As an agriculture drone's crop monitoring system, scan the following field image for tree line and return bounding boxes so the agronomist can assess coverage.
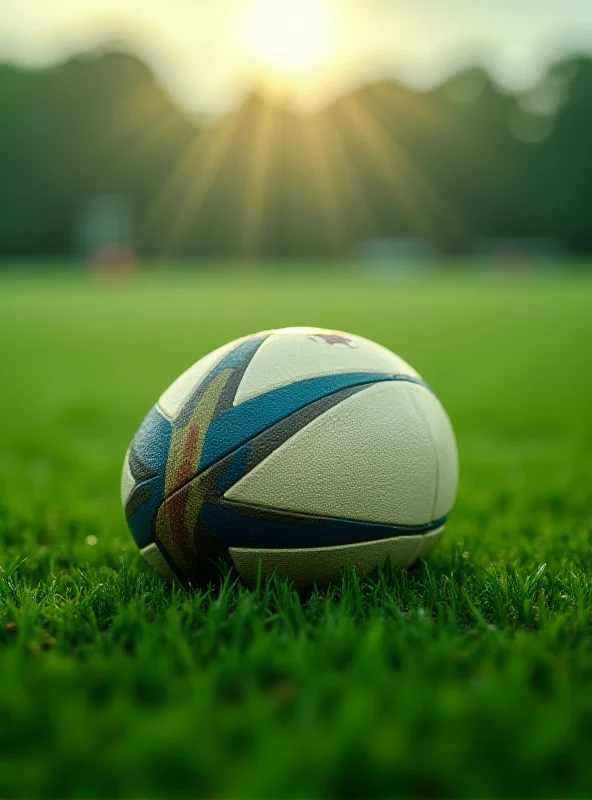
[1,50,591,258]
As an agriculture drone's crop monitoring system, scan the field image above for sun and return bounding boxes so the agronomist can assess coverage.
[243,0,335,78]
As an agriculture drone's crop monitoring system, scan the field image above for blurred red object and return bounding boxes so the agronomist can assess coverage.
[90,244,140,286]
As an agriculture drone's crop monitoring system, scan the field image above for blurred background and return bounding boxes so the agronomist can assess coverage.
[2,6,592,797]
[1,0,592,270]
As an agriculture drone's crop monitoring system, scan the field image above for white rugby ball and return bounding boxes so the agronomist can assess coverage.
[122,327,459,588]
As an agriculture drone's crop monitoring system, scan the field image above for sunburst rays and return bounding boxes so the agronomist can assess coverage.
[141,104,246,256]
[239,99,279,257]
[137,79,462,258]
[334,89,463,244]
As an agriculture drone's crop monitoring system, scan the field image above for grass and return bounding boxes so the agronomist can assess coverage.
[0,265,591,798]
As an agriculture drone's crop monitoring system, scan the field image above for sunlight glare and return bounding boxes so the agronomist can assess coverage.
[244,0,334,77]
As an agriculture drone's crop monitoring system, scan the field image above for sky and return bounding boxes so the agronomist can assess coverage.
[1,0,592,114]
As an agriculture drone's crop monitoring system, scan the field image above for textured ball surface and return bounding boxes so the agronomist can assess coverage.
[121,328,459,587]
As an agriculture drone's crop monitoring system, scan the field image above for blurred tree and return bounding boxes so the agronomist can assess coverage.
[0,50,590,258]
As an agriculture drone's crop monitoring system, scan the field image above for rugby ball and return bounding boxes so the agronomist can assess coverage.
[121,327,458,588]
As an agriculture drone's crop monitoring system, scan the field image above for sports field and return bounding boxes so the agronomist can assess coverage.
[1,267,591,798]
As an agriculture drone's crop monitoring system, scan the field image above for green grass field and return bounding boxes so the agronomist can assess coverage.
[1,267,591,798]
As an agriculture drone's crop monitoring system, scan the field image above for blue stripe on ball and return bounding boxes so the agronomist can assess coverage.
[199,372,424,474]
[200,500,447,550]
[126,406,172,548]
